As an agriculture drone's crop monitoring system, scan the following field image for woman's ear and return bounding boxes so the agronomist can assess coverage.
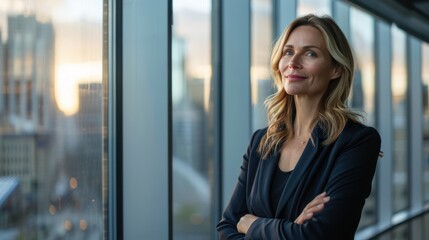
[330,65,342,81]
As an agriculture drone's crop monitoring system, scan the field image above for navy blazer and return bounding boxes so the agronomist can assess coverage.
[217,120,381,239]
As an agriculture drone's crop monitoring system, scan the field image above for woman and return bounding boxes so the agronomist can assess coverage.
[217,14,381,239]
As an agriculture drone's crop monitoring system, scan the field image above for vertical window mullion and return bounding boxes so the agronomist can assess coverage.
[122,1,170,239]
[408,36,423,212]
[375,19,393,226]
[212,1,223,238]
[108,0,122,239]
[221,0,251,210]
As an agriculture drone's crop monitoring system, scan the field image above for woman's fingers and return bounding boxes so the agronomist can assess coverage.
[302,192,326,211]
[301,192,329,214]
[294,203,324,224]
[294,192,330,224]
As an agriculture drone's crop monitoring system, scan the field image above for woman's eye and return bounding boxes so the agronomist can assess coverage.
[306,51,317,57]
[284,49,293,56]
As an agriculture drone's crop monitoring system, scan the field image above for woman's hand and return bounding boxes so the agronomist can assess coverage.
[235,192,330,234]
[237,214,259,234]
[294,192,330,224]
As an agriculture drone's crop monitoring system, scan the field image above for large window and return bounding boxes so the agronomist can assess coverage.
[350,7,377,228]
[251,0,273,131]
[0,1,106,239]
[422,42,429,202]
[391,25,409,212]
[172,1,213,239]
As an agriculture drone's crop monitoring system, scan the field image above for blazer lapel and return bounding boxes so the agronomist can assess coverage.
[249,151,278,217]
[274,126,323,217]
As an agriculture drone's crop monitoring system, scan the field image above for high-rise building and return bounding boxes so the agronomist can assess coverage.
[0,15,55,217]
[70,82,103,213]
[172,35,207,174]
[6,15,55,128]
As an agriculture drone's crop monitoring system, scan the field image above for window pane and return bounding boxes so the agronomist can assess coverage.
[172,1,212,239]
[422,42,429,202]
[391,25,409,212]
[251,0,273,131]
[425,211,429,238]
[391,223,411,240]
[375,223,410,240]
[350,7,377,228]
[0,1,106,239]
[297,0,331,16]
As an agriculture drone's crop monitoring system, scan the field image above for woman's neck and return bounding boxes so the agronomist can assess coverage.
[293,116,313,138]
[293,98,319,138]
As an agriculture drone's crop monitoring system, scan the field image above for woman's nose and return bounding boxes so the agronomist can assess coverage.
[287,55,301,69]
[288,62,298,69]
[288,60,300,69]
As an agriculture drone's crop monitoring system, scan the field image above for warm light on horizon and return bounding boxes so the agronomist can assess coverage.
[55,61,102,116]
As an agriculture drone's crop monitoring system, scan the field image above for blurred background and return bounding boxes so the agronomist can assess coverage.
[0,0,428,239]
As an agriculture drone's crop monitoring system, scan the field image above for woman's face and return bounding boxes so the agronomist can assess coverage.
[278,25,340,100]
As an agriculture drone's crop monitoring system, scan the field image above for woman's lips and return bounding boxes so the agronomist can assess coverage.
[286,74,307,81]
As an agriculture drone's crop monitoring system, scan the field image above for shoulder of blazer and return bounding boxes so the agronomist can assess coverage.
[336,120,381,149]
[249,127,268,150]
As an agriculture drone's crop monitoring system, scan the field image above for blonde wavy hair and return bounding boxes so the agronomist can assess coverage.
[258,14,362,159]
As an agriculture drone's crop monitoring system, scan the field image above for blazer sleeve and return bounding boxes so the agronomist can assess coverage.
[217,129,263,240]
[245,126,381,239]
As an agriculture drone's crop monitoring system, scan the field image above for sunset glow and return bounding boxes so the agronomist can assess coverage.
[55,61,102,115]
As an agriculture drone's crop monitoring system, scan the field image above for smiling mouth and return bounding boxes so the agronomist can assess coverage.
[286,74,307,81]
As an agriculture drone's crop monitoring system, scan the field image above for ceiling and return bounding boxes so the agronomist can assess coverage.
[345,0,429,43]
[395,0,429,18]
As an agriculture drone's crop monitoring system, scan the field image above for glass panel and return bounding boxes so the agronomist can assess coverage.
[350,7,377,229]
[297,0,331,16]
[172,1,212,239]
[251,0,273,131]
[375,222,410,240]
[410,214,424,240]
[423,42,429,202]
[391,25,409,212]
[391,223,410,240]
[424,211,429,239]
[349,9,376,126]
[0,1,106,239]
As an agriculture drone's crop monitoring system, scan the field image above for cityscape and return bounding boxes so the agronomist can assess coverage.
[0,14,104,239]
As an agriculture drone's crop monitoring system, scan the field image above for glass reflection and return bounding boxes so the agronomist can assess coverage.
[172,1,212,239]
[251,0,273,131]
[349,7,377,229]
[391,25,409,212]
[0,1,105,239]
[422,42,429,202]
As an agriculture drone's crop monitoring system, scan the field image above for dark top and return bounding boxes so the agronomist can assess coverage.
[217,120,381,240]
[270,167,292,214]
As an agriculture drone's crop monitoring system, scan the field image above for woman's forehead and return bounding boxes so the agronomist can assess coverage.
[285,26,326,49]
